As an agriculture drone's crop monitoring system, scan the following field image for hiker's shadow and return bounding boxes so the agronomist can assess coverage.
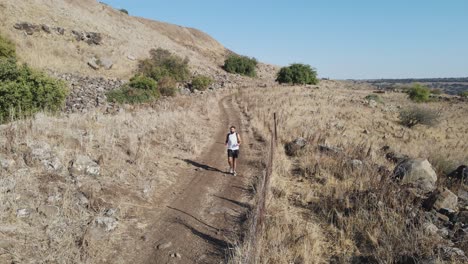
[182,159,225,173]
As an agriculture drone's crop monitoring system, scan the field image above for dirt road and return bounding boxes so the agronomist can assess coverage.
[131,95,258,264]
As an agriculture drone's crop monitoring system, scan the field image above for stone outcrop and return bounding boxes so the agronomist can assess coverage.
[393,159,437,192]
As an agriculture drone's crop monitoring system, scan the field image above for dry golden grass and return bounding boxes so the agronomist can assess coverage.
[0,92,225,263]
[0,0,228,79]
[231,82,468,263]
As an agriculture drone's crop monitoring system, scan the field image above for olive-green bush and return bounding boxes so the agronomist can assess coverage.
[191,75,213,91]
[276,63,318,85]
[365,94,383,104]
[399,107,439,128]
[0,58,68,122]
[138,48,190,82]
[223,54,257,77]
[106,75,159,104]
[408,84,430,102]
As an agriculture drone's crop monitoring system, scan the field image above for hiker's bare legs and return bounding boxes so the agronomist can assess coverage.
[233,158,237,172]
[228,157,233,172]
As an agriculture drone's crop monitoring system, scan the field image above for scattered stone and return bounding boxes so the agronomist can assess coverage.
[41,24,51,33]
[13,22,39,35]
[363,129,370,134]
[76,192,89,206]
[56,27,65,35]
[157,242,172,250]
[94,216,118,232]
[104,208,118,217]
[393,159,437,192]
[423,222,438,235]
[99,57,113,70]
[127,55,136,61]
[170,253,181,258]
[367,99,378,108]
[285,137,307,156]
[70,155,100,177]
[433,189,458,211]
[16,208,33,218]
[87,58,100,70]
[436,212,450,222]
[350,159,363,168]
[440,246,467,261]
[38,205,60,217]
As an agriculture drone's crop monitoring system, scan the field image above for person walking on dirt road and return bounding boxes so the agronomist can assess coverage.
[226,126,241,176]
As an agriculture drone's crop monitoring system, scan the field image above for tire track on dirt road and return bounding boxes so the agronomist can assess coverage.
[133,94,260,264]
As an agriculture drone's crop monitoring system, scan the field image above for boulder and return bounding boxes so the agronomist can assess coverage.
[433,189,458,211]
[41,24,51,33]
[285,137,307,156]
[69,155,100,177]
[127,55,136,61]
[393,159,437,192]
[319,144,343,155]
[16,208,34,218]
[455,211,468,225]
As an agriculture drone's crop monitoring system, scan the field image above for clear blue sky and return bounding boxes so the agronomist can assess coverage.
[104,0,468,79]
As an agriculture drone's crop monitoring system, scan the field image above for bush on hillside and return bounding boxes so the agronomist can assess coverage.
[223,54,257,77]
[430,88,443,95]
[119,9,129,15]
[138,48,190,82]
[0,34,16,59]
[276,63,318,85]
[158,76,177,97]
[0,59,68,122]
[191,75,213,91]
[459,91,468,98]
[408,84,430,102]
[399,107,439,128]
[106,75,159,104]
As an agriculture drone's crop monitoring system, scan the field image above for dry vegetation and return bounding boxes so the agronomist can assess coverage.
[0,92,225,263]
[231,82,468,263]
[0,0,227,79]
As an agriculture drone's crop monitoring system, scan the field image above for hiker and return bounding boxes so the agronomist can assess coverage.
[226,126,241,176]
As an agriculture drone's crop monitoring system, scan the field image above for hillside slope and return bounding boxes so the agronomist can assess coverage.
[0,0,228,78]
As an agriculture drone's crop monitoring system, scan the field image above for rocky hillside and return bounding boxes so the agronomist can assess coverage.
[0,0,229,79]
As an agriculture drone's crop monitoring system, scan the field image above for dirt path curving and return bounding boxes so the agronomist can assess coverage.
[131,94,258,264]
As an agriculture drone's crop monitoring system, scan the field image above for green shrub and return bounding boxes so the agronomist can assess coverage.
[138,48,190,82]
[119,9,129,15]
[107,75,159,104]
[128,75,157,90]
[459,91,468,98]
[223,54,257,77]
[364,94,383,103]
[191,75,213,91]
[276,63,318,85]
[408,84,430,102]
[158,76,177,97]
[0,59,68,122]
[0,34,16,59]
[399,107,439,128]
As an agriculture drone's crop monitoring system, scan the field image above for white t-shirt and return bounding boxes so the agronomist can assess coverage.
[227,132,240,150]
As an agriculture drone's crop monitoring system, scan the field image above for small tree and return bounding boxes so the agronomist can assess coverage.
[408,84,430,102]
[223,54,257,77]
[276,63,318,85]
[191,75,213,91]
[399,107,439,128]
[138,48,190,82]
[119,9,129,15]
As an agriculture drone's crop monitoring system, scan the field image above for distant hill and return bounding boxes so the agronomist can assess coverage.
[361,77,468,95]
[0,0,229,79]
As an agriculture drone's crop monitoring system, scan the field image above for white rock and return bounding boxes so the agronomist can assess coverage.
[394,159,438,192]
[94,216,118,232]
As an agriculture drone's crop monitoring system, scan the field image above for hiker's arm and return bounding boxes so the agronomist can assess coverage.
[225,134,229,145]
[237,134,241,145]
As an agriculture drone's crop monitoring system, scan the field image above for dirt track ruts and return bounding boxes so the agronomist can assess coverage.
[131,94,255,264]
